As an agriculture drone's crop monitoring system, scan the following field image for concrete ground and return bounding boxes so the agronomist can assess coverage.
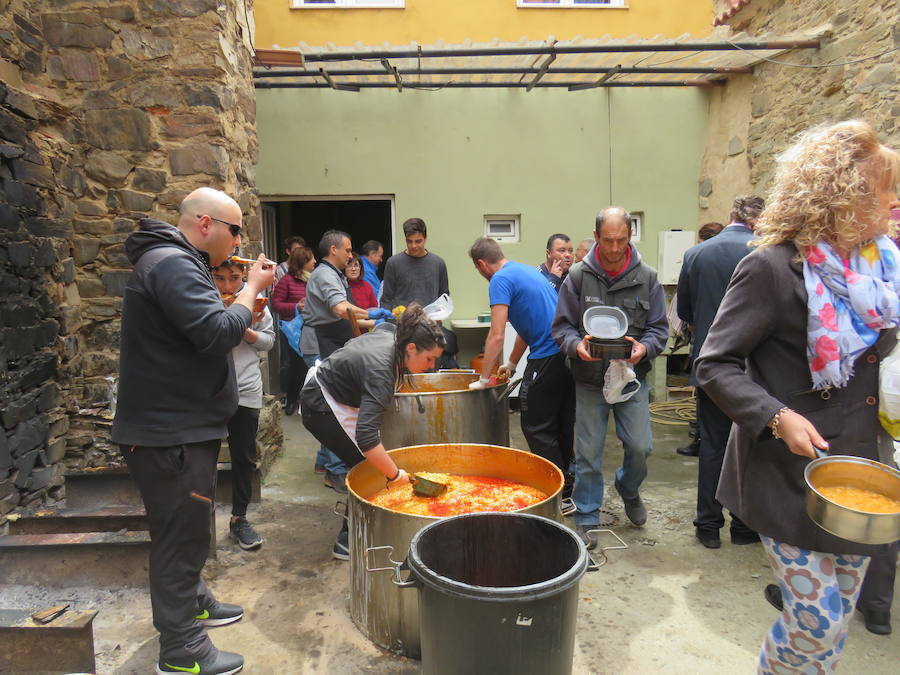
[12,411,898,673]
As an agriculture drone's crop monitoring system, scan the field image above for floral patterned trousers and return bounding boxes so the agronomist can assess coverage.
[759,536,871,675]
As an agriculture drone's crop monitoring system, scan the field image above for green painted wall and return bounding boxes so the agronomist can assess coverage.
[256,87,708,320]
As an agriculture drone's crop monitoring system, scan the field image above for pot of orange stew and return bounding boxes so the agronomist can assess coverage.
[346,443,563,659]
[804,454,900,545]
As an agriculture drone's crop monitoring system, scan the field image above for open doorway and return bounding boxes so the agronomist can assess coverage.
[260,196,394,397]
[262,196,394,266]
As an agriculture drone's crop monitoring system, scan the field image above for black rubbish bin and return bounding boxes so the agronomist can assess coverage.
[401,512,590,675]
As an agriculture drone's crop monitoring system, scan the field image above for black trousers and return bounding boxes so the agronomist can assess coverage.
[121,441,220,662]
[300,392,366,536]
[519,353,575,478]
[315,319,354,359]
[226,406,259,518]
[693,387,754,536]
[858,542,898,612]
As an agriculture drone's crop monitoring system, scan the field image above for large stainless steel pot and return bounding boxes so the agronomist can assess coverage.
[805,454,900,545]
[347,443,564,658]
[380,372,518,450]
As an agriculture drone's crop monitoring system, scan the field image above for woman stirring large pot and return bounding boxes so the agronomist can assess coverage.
[696,120,900,671]
[300,304,446,560]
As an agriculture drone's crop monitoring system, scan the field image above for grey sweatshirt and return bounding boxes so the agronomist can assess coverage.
[232,284,275,408]
[380,251,449,310]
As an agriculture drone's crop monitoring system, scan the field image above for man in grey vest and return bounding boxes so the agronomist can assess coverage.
[552,207,668,548]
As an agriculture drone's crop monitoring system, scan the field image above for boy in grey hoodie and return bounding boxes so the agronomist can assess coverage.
[213,259,275,551]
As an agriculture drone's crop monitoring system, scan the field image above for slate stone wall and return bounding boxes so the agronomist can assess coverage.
[1,0,281,523]
[698,1,899,222]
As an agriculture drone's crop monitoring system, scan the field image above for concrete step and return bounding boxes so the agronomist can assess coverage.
[8,504,148,535]
[0,531,151,587]
[0,607,98,674]
[64,463,260,510]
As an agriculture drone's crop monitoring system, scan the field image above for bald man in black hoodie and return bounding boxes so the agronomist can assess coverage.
[112,187,274,675]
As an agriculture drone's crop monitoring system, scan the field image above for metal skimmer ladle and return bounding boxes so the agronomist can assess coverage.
[410,473,448,498]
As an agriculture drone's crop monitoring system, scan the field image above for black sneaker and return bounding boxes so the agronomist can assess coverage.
[196,602,243,627]
[614,479,647,527]
[229,517,263,551]
[324,471,348,494]
[332,528,349,561]
[156,650,244,675]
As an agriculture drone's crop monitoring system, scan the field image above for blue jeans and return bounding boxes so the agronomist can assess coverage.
[303,354,347,476]
[573,380,652,527]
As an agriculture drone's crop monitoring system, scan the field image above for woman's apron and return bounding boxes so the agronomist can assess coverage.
[304,362,361,451]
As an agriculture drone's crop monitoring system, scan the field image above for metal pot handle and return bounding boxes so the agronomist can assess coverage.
[332,501,348,521]
[494,377,523,401]
[584,529,628,571]
[365,545,418,588]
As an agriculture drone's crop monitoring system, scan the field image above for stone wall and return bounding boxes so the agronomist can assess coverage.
[1,0,281,523]
[698,0,899,219]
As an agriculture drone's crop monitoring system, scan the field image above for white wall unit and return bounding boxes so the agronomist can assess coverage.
[657,230,696,285]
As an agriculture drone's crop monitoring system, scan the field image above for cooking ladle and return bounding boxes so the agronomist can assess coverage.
[410,473,448,498]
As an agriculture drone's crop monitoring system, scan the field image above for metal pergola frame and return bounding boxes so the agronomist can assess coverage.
[253,39,820,91]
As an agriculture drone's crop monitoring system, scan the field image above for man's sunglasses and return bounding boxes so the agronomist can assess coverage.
[198,214,242,237]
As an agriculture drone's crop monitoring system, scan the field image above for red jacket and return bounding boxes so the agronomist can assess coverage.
[348,278,377,309]
[272,274,307,321]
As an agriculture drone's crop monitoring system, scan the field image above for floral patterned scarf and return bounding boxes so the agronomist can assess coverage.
[803,235,900,389]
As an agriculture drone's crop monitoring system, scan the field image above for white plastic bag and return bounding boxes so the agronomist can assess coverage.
[879,333,900,439]
[423,293,454,321]
[603,359,640,404]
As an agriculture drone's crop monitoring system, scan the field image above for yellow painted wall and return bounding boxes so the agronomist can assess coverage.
[255,0,714,49]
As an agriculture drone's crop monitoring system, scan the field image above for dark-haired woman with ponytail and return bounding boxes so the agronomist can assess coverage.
[300,304,446,559]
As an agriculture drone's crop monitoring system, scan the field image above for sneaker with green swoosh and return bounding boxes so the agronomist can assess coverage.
[156,649,243,675]
[195,601,243,627]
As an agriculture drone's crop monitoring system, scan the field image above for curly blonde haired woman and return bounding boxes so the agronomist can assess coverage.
[696,120,900,673]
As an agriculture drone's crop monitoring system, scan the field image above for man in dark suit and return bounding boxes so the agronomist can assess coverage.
[677,195,764,548]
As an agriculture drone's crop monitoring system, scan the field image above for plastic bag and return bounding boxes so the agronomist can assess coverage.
[280,312,304,357]
[423,293,454,321]
[666,291,691,353]
[879,332,900,438]
[603,359,640,404]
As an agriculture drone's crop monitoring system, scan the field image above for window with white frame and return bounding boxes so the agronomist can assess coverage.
[485,215,520,243]
[629,211,642,242]
[292,0,405,8]
[517,1,627,8]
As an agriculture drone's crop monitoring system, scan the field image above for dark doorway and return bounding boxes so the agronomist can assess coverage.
[260,197,393,397]
[265,198,394,264]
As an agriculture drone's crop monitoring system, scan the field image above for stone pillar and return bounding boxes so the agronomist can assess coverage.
[1,0,280,524]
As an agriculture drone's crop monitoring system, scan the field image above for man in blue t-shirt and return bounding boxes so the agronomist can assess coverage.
[468,237,575,500]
